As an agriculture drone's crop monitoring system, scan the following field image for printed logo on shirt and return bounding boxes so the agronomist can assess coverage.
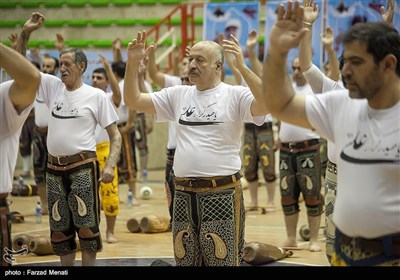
[51,101,80,119]
[178,102,223,126]
[340,130,400,164]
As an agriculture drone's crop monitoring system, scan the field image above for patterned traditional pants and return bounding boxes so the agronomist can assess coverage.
[324,160,337,261]
[279,146,323,216]
[243,122,276,183]
[172,181,245,266]
[46,159,102,256]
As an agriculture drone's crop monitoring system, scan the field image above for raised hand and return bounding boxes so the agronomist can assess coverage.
[23,12,45,33]
[269,0,306,54]
[321,27,334,49]
[381,0,394,25]
[112,38,122,51]
[222,34,245,68]
[55,33,64,52]
[98,53,109,67]
[8,33,18,50]
[303,0,319,25]
[126,30,154,64]
[246,30,258,51]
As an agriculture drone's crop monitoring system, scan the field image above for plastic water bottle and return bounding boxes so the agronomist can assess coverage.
[18,176,25,188]
[142,169,148,183]
[127,189,133,209]
[35,201,42,224]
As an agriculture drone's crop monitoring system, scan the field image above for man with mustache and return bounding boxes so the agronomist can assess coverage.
[124,31,268,266]
[263,0,400,266]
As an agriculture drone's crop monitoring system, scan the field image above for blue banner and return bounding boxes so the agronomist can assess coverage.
[326,0,400,58]
[264,0,324,72]
[203,2,260,76]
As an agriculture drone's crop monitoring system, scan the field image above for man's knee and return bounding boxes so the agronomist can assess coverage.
[305,195,324,216]
[281,197,299,215]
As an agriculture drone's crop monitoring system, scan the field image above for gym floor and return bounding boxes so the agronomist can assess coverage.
[7,169,330,268]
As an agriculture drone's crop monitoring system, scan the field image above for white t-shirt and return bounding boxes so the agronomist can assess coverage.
[34,97,50,128]
[37,73,119,156]
[306,91,400,238]
[303,64,346,163]
[115,79,129,124]
[95,91,114,144]
[279,83,320,142]
[0,81,34,193]
[150,82,267,177]
[164,74,181,150]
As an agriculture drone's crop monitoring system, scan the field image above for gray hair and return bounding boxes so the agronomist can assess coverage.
[60,47,88,74]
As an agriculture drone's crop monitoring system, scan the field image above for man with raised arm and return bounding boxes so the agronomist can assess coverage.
[124,30,268,266]
[263,0,400,266]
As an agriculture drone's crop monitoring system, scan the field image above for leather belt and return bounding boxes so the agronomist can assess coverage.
[174,171,242,188]
[339,232,400,256]
[166,148,176,157]
[48,151,97,166]
[281,139,320,150]
[245,121,272,130]
[35,126,48,135]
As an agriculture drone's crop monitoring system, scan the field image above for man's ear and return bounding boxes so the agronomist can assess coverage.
[79,62,86,73]
[382,53,397,73]
[215,61,223,71]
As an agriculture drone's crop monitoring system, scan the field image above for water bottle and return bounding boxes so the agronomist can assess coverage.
[35,201,42,224]
[142,169,148,183]
[127,189,133,209]
[18,176,25,188]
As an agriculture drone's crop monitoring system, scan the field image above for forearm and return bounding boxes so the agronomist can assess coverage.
[326,47,340,81]
[16,29,30,57]
[299,24,313,72]
[105,131,122,170]
[123,60,141,110]
[248,49,262,78]
[263,49,295,115]
[148,51,165,87]
[104,65,121,107]
[113,47,123,63]
[138,74,148,93]
[237,63,267,115]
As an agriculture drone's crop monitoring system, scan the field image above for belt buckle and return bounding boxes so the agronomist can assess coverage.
[288,142,296,149]
[56,156,67,166]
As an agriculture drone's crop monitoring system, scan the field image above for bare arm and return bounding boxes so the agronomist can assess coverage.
[299,0,318,73]
[0,43,41,113]
[100,123,122,183]
[381,0,394,25]
[99,53,121,107]
[124,30,156,114]
[147,44,166,88]
[321,27,340,81]
[222,34,268,116]
[172,46,180,76]
[8,33,18,50]
[246,30,263,78]
[16,12,44,57]
[262,1,312,129]
[112,38,124,63]
[55,33,65,52]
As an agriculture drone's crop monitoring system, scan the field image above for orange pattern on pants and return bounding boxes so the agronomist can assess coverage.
[96,141,119,216]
